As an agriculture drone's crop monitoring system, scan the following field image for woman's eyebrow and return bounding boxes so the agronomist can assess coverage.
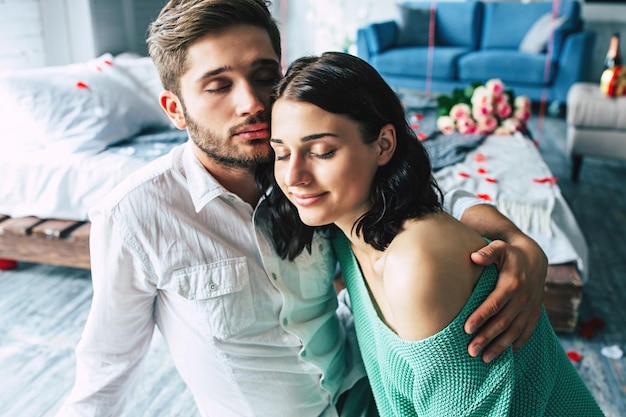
[270,133,337,144]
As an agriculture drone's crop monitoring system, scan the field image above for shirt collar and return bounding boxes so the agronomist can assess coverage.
[182,140,230,213]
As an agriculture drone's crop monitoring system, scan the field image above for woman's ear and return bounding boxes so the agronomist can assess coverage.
[160,90,187,129]
[377,123,396,166]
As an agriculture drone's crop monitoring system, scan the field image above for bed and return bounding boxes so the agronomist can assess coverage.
[0,53,185,268]
[433,134,587,332]
[0,56,586,332]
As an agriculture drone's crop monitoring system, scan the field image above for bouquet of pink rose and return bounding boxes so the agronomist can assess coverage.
[436,79,531,135]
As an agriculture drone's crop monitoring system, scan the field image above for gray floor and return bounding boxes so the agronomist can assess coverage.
[528,112,626,417]
[1,113,625,417]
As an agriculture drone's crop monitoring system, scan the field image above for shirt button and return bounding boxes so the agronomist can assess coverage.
[271,273,277,280]
[209,283,218,291]
[283,318,288,326]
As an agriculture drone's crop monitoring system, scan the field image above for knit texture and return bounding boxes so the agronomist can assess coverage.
[333,234,604,417]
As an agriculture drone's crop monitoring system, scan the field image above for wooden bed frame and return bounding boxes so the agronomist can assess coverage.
[0,214,90,270]
[0,213,582,333]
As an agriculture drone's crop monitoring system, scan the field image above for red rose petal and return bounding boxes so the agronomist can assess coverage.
[0,258,18,270]
[414,113,425,120]
[578,327,595,339]
[410,123,420,130]
[476,193,491,201]
[533,176,558,185]
[580,316,606,330]
[485,177,498,183]
[567,351,582,362]
[458,172,471,178]
[104,59,113,66]
[76,81,89,89]
[477,167,487,174]
[589,317,606,329]
[474,153,486,162]
[417,132,428,141]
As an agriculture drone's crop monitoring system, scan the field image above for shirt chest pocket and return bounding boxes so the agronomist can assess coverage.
[165,258,256,340]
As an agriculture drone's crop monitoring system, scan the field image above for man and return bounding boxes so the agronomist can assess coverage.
[57,1,547,416]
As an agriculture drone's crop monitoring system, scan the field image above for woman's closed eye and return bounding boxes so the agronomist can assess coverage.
[272,146,336,161]
[312,149,336,159]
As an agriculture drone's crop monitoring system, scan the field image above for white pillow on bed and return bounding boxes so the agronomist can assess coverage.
[114,54,166,102]
[0,54,171,154]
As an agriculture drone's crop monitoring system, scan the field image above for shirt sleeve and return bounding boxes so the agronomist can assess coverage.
[335,288,369,398]
[442,188,495,221]
[55,204,158,417]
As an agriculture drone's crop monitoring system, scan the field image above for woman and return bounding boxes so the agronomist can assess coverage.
[262,52,603,417]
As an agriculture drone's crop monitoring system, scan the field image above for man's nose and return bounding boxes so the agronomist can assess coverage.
[235,82,266,116]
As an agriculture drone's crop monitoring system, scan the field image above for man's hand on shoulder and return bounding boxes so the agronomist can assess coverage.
[465,237,547,363]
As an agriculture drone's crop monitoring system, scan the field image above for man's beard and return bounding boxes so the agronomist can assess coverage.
[184,110,273,170]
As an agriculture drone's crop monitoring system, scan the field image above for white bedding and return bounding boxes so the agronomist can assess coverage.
[0,53,182,221]
[0,129,187,221]
[434,133,588,281]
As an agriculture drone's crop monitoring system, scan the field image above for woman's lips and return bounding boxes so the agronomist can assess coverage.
[292,192,325,207]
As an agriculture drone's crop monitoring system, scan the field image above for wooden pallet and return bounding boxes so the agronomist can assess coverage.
[544,263,583,333]
[1,214,582,332]
[0,214,90,269]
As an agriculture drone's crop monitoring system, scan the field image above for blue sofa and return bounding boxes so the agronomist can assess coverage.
[356,1,595,105]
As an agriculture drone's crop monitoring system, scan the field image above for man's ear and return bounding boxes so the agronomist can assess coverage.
[160,90,187,129]
[377,123,396,166]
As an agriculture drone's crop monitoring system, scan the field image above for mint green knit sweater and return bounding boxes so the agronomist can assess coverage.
[333,235,603,417]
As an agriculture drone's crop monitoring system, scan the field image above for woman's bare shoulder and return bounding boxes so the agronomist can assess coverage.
[382,213,486,340]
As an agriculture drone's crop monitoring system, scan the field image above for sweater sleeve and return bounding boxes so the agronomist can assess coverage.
[407,266,516,417]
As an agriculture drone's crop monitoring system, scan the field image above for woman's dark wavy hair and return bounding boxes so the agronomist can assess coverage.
[257,52,443,261]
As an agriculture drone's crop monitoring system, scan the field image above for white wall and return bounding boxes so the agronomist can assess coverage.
[1,0,624,73]
[280,0,395,65]
[0,0,165,70]
[0,0,46,70]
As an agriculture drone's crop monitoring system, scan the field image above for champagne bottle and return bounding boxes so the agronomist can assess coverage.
[600,33,625,96]
[603,33,621,70]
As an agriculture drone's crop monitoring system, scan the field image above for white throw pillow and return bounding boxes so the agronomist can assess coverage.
[0,54,171,154]
[519,13,568,54]
[115,54,166,102]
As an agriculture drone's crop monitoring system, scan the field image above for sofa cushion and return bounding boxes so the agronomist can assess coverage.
[399,1,483,49]
[458,50,557,85]
[567,82,626,130]
[363,21,398,54]
[481,0,581,58]
[396,4,431,47]
[519,13,568,54]
[372,46,472,80]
